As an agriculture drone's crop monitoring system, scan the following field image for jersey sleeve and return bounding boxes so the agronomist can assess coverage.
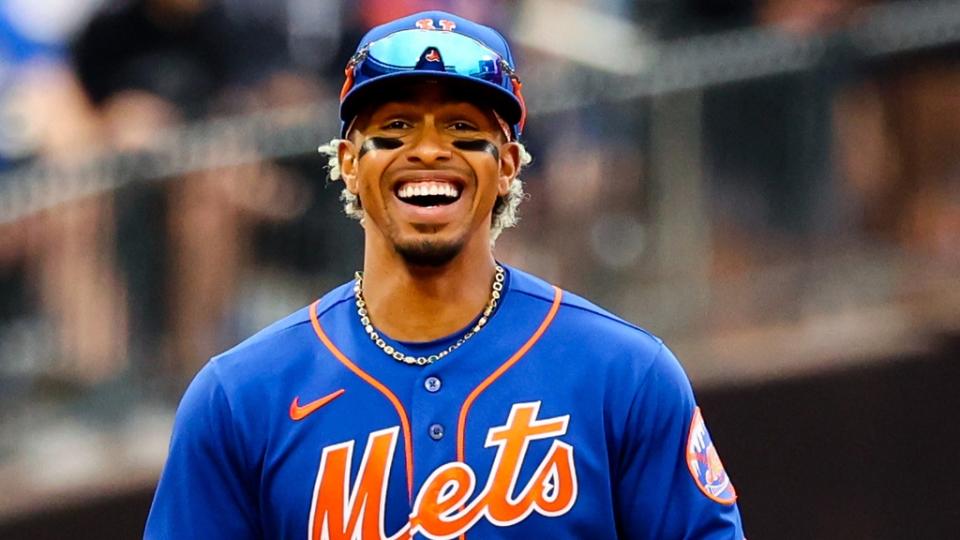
[614,344,745,539]
[144,360,261,539]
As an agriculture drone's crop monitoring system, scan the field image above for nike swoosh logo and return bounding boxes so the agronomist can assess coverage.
[289,389,345,421]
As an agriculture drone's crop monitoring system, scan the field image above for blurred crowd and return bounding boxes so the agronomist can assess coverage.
[1,0,344,395]
[0,0,957,411]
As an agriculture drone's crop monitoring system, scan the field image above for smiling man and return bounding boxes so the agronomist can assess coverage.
[145,10,744,540]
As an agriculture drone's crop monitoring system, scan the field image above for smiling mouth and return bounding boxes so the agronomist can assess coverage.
[395,181,462,207]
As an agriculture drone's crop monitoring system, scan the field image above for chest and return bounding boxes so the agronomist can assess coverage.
[257,350,618,540]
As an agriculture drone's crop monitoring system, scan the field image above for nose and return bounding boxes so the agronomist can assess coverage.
[406,118,452,166]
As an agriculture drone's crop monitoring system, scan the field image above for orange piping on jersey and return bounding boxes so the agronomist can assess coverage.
[456,285,562,463]
[455,285,562,540]
[309,300,415,502]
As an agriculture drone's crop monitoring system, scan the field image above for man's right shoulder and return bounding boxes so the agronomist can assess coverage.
[170,282,357,448]
[207,281,356,382]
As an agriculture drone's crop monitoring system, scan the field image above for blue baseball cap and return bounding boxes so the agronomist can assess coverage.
[339,11,526,139]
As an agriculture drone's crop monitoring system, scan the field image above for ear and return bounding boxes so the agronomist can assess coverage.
[338,139,359,194]
[497,141,522,196]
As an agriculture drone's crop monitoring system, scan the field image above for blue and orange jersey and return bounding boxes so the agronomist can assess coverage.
[145,265,744,539]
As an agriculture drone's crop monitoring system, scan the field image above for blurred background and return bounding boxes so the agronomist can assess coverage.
[0,0,958,538]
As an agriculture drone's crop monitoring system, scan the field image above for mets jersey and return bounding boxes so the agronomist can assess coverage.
[145,265,744,539]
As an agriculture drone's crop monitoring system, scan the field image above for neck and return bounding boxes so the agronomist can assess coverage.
[360,233,497,343]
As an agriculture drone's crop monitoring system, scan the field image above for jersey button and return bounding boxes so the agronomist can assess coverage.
[428,423,445,441]
[424,376,442,393]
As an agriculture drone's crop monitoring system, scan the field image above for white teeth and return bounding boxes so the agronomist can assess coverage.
[397,181,460,200]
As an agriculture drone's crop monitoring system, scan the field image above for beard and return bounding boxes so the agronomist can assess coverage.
[393,237,466,267]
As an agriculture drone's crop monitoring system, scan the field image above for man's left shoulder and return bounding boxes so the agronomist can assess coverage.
[508,266,664,359]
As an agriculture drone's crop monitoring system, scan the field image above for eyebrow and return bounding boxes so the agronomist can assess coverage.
[359,101,506,141]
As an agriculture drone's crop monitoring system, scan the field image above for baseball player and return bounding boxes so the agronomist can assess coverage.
[145,10,744,539]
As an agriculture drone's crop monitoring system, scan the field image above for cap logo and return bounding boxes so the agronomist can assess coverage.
[415,18,457,31]
[424,48,441,62]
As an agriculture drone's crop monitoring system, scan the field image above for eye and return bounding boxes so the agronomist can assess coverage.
[382,119,411,130]
[449,121,479,132]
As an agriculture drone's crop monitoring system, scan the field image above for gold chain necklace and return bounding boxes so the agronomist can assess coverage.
[353,265,505,366]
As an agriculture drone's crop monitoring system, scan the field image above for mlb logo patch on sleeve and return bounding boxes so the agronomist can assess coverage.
[686,407,737,504]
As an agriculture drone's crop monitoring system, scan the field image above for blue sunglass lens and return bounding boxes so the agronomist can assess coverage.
[361,30,509,89]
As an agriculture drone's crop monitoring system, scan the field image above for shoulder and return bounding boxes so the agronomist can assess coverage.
[505,266,693,424]
[506,265,692,406]
[207,281,355,386]
[172,281,356,442]
[507,265,664,361]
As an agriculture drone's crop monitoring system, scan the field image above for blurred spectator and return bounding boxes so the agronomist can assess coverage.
[637,0,753,38]
[755,0,866,36]
[835,53,960,268]
[701,0,873,279]
[0,0,129,386]
[71,0,318,384]
[357,0,510,27]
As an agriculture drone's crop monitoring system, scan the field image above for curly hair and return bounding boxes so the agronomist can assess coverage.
[317,139,532,244]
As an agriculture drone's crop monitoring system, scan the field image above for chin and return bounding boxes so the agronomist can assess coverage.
[393,237,466,267]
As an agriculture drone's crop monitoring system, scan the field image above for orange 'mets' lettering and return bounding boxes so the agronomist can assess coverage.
[309,427,410,540]
[308,402,578,539]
